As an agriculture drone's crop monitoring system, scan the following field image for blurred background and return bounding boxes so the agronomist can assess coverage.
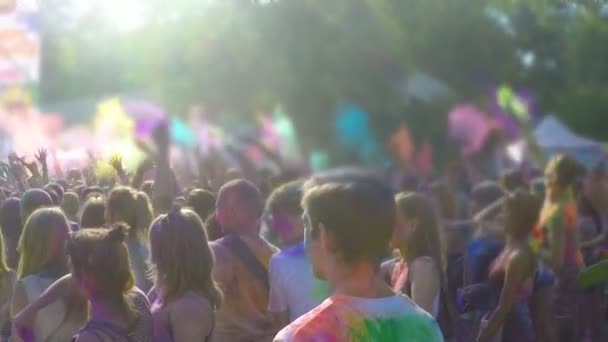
[1,0,608,176]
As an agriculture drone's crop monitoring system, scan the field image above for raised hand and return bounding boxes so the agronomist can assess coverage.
[35,148,48,165]
[152,120,170,152]
[109,154,124,173]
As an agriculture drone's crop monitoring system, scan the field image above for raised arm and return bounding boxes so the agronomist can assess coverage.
[109,155,128,186]
[13,274,77,332]
[152,122,175,214]
[36,149,49,185]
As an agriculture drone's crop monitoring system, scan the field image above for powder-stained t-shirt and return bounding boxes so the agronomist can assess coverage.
[274,293,444,342]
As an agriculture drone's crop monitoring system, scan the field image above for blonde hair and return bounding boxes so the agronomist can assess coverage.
[0,232,11,294]
[150,208,221,309]
[134,191,153,244]
[66,224,138,325]
[18,207,70,279]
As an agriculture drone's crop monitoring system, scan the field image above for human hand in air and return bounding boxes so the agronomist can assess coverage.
[35,148,48,165]
[109,155,124,173]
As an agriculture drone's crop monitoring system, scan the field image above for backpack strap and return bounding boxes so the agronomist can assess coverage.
[218,234,270,291]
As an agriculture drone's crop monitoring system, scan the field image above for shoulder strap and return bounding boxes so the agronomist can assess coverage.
[219,234,270,291]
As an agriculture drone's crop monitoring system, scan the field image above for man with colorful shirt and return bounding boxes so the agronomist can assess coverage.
[266,181,329,329]
[211,179,279,342]
[275,174,443,342]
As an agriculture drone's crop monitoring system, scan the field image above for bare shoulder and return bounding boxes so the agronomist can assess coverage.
[380,258,398,277]
[168,292,213,321]
[410,256,437,273]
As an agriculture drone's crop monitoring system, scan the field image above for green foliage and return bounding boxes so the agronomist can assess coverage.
[39,0,608,165]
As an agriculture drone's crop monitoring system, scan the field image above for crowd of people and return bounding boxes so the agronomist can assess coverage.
[0,121,605,342]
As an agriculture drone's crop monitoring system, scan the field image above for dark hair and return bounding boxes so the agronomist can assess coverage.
[303,177,396,265]
[187,189,216,221]
[266,181,303,215]
[56,180,69,193]
[503,190,541,239]
[204,213,223,241]
[546,154,584,190]
[20,189,53,225]
[82,186,103,201]
[107,187,137,231]
[395,192,445,274]
[80,195,106,229]
[1,198,22,242]
[499,170,528,192]
[46,182,65,202]
[44,187,60,206]
[218,179,264,217]
[61,192,80,221]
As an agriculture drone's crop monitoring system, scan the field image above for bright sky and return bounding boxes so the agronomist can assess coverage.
[71,0,146,32]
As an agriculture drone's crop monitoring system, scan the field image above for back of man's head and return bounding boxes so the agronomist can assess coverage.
[217,179,263,233]
[266,181,304,216]
[499,170,528,192]
[303,175,395,267]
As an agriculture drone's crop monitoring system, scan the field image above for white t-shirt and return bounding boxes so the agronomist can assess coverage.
[268,242,329,322]
[274,293,444,342]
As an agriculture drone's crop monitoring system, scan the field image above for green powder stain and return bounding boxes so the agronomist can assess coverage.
[349,315,441,342]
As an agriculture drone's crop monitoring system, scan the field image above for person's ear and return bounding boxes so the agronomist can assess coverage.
[319,222,336,254]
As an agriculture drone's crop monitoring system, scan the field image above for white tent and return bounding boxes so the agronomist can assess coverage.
[506,115,604,167]
[534,115,601,149]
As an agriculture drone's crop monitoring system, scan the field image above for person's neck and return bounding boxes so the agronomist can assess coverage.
[41,260,67,279]
[328,261,393,299]
[89,296,124,325]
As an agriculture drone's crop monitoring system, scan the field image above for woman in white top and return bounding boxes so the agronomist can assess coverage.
[10,208,86,342]
[382,192,445,319]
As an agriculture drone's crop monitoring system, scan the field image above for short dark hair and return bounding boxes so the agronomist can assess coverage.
[303,177,396,265]
[499,170,528,192]
[43,187,59,206]
[187,189,216,221]
[46,182,64,199]
[266,181,303,215]
[82,186,103,201]
[219,179,263,216]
